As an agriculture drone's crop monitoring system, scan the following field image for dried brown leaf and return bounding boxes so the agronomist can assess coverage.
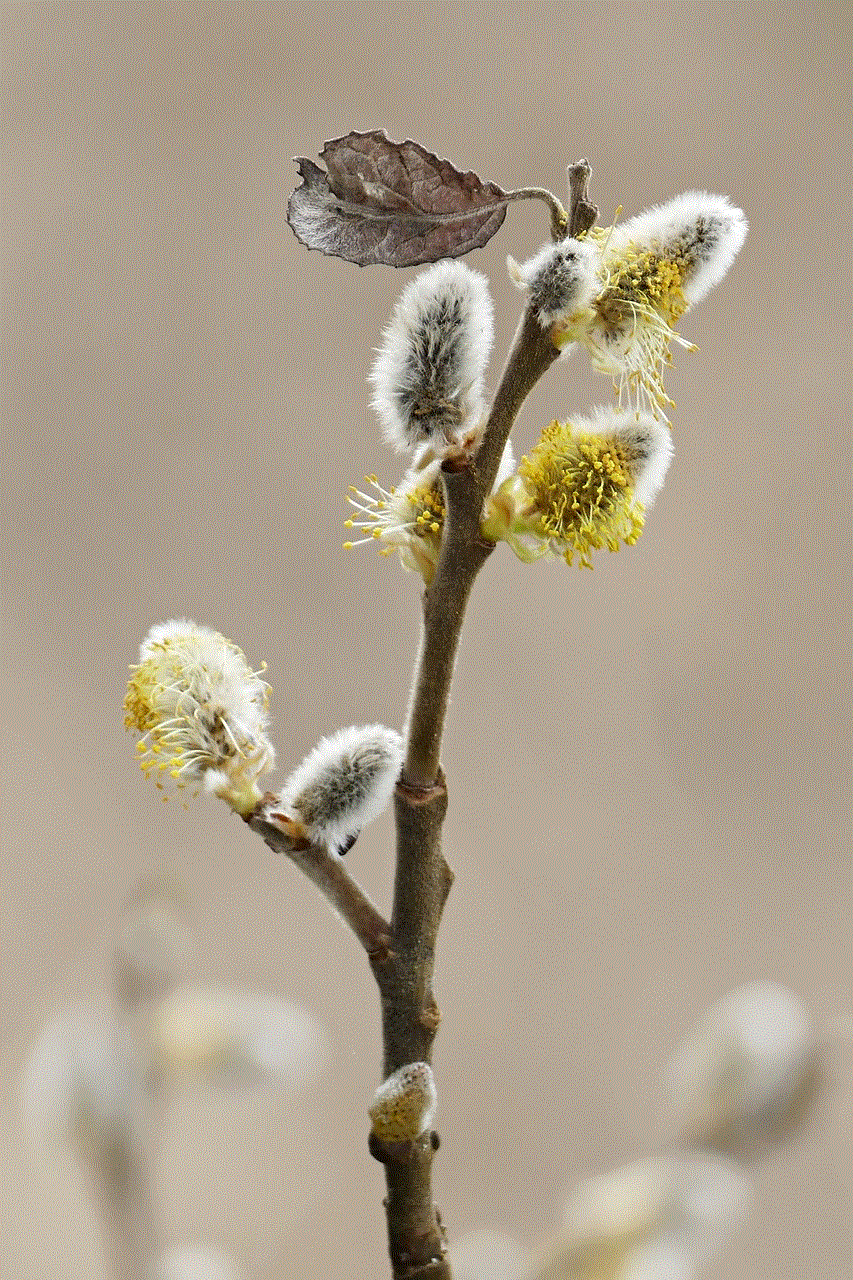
[287,130,510,267]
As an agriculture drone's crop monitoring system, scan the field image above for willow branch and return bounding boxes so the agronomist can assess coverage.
[379,778,452,1072]
[370,779,453,1280]
[247,806,392,960]
[76,921,173,1280]
[404,307,561,791]
[376,178,598,1280]
[567,160,598,237]
[88,1133,159,1280]
[377,163,599,1278]
[376,305,552,1271]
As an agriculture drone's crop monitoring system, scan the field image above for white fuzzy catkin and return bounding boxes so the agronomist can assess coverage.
[507,237,598,327]
[486,407,674,569]
[278,724,403,853]
[21,1005,144,1156]
[448,1230,526,1280]
[370,260,494,452]
[157,1246,245,1280]
[344,436,517,583]
[662,981,818,1153]
[146,984,327,1087]
[125,619,275,813]
[606,191,748,310]
[551,192,747,423]
[572,405,674,510]
[526,1155,749,1280]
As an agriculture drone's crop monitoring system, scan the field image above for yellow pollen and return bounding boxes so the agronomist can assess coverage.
[595,245,687,330]
[519,422,646,568]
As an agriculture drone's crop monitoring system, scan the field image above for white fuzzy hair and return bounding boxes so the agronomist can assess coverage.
[507,237,598,326]
[370,260,494,452]
[21,1005,143,1153]
[663,981,815,1143]
[132,619,275,788]
[609,192,748,309]
[279,724,403,853]
[577,406,674,509]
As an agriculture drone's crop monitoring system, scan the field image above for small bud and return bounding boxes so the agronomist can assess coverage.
[125,620,275,815]
[369,1062,437,1143]
[370,260,493,453]
[274,724,403,854]
[507,237,597,329]
[346,439,516,583]
[484,408,672,568]
[662,981,821,1158]
[555,192,747,421]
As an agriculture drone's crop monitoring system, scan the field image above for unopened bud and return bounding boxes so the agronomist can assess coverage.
[371,261,493,453]
[507,237,597,330]
[273,724,403,854]
[369,1061,437,1143]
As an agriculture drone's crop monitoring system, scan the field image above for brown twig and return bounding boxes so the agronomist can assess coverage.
[87,1132,160,1280]
[375,166,597,1277]
[81,926,169,1280]
[247,806,393,960]
[567,160,598,238]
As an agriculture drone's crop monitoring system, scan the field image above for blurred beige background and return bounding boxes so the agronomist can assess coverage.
[2,3,850,1278]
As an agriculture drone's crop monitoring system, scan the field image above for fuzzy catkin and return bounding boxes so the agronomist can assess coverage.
[610,191,748,309]
[370,260,493,452]
[125,619,274,812]
[279,724,403,853]
[507,237,598,327]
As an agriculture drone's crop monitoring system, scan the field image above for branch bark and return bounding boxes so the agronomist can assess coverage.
[247,806,393,960]
[566,161,598,238]
[88,1132,159,1280]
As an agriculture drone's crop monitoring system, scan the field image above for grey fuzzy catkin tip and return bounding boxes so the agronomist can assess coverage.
[370,260,493,452]
[507,238,598,327]
[609,191,748,309]
[279,724,404,853]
